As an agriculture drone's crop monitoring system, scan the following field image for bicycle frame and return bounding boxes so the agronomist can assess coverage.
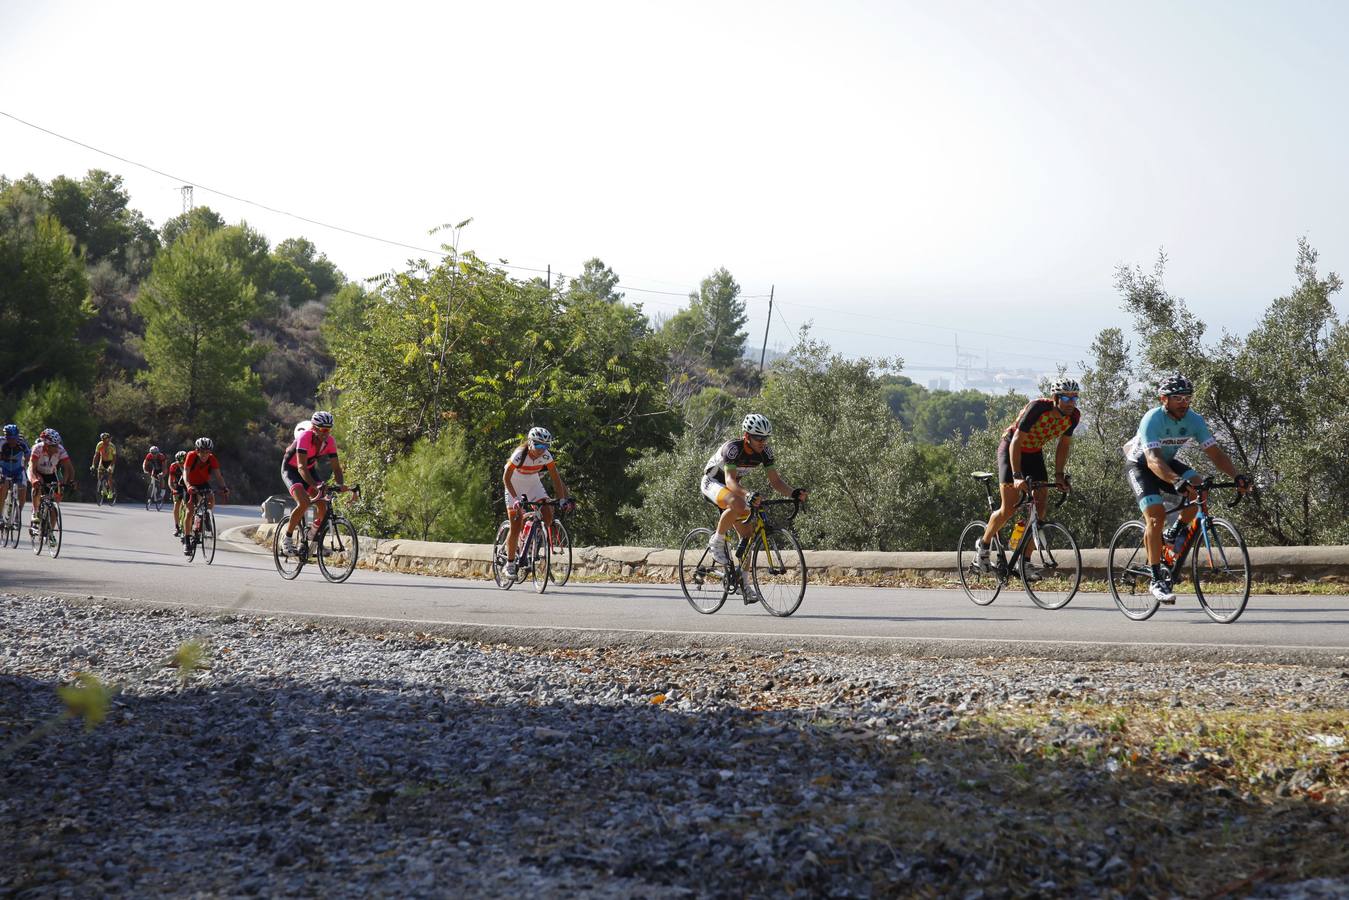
[1157,480,1241,581]
[976,477,1067,577]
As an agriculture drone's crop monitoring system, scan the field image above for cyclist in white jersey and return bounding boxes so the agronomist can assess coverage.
[502,426,571,578]
[1124,374,1250,603]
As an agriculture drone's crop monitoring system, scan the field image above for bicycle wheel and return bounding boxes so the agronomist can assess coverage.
[548,519,573,587]
[1192,517,1251,624]
[528,526,551,593]
[46,503,62,558]
[318,516,360,583]
[272,521,304,579]
[956,521,1003,606]
[491,520,514,589]
[96,476,105,507]
[2,490,17,548]
[1022,521,1081,610]
[679,527,728,614]
[198,510,216,564]
[752,527,807,617]
[145,482,152,511]
[30,501,44,555]
[1107,520,1159,621]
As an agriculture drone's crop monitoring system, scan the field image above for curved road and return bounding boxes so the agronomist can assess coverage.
[4,502,1349,665]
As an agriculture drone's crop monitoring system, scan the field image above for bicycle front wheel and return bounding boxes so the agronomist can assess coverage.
[1192,517,1251,624]
[199,511,216,564]
[956,521,1002,606]
[679,527,728,614]
[273,522,304,579]
[46,504,62,558]
[529,527,551,593]
[752,527,807,617]
[548,520,573,587]
[3,491,18,548]
[318,516,359,583]
[1107,520,1159,621]
[1022,521,1081,610]
[492,521,513,589]
[96,477,105,507]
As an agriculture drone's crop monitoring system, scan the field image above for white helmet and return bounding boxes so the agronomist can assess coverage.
[293,420,313,441]
[194,437,214,452]
[742,413,772,437]
[527,426,553,446]
[149,445,161,454]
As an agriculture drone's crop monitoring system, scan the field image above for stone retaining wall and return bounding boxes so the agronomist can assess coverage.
[246,524,1349,584]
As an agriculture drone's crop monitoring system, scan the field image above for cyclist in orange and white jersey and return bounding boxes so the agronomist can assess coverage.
[27,428,76,527]
[502,426,571,578]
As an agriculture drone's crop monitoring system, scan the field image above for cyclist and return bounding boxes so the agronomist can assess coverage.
[142,444,167,497]
[180,437,230,554]
[502,426,572,579]
[1124,374,1251,604]
[977,378,1080,574]
[279,411,345,555]
[91,432,117,490]
[27,428,76,528]
[700,413,807,602]
[0,424,31,519]
[168,450,188,536]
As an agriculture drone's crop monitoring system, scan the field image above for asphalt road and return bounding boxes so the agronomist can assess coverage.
[4,502,1349,665]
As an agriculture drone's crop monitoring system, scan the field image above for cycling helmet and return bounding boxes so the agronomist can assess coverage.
[42,428,62,444]
[311,410,335,428]
[194,437,214,451]
[1158,374,1194,396]
[293,420,313,441]
[149,445,160,454]
[100,432,110,441]
[3,424,17,438]
[527,426,554,445]
[1049,378,1080,395]
[175,451,187,461]
[742,413,772,437]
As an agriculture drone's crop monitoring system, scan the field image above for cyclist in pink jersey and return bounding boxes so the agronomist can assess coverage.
[280,410,345,555]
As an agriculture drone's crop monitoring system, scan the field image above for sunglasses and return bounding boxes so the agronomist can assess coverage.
[532,442,551,450]
[1057,394,1078,403]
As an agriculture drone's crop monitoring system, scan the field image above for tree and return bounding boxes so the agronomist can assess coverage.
[382,428,493,541]
[274,237,343,300]
[566,257,623,304]
[43,170,159,278]
[910,389,993,444]
[15,377,97,459]
[660,267,748,370]
[160,206,226,247]
[135,228,265,435]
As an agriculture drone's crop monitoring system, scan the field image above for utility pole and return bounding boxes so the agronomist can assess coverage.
[546,265,551,291]
[758,285,775,374]
[180,185,193,215]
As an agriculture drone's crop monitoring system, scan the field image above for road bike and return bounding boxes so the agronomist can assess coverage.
[1106,477,1251,623]
[678,496,807,617]
[145,472,167,511]
[0,476,23,549]
[547,502,574,587]
[492,498,563,593]
[94,466,116,506]
[956,472,1081,610]
[273,483,361,582]
[183,487,225,564]
[29,479,66,558]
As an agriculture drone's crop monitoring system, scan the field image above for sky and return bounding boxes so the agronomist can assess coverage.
[3,0,1347,384]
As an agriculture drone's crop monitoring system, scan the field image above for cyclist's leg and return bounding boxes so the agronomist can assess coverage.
[505,501,523,561]
[982,440,1023,543]
[283,468,311,540]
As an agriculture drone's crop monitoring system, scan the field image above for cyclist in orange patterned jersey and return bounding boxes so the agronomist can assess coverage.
[977,378,1080,572]
[502,426,571,578]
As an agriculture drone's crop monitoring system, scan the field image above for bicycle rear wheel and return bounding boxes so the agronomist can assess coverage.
[679,527,728,614]
[752,527,807,617]
[273,522,304,579]
[1022,521,1081,610]
[318,516,360,583]
[491,521,513,589]
[529,527,551,593]
[1107,520,1159,621]
[548,520,573,586]
[956,521,1003,606]
[2,489,18,548]
[1192,517,1251,624]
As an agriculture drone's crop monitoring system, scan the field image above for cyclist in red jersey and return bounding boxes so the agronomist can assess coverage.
[180,437,230,553]
[167,451,187,536]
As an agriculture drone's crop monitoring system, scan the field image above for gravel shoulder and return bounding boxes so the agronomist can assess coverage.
[2,593,1347,897]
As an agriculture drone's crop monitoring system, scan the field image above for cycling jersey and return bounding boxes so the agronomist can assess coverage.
[93,440,117,462]
[0,436,30,475]
[703,438,776,485]
[283,429,338,472]
[167,461,185,493]
[1001,399,1079,453]
[182,450,219,487]
[29,440,70,476]
[1123,407,1215,466]
[504,446,555,507]
[143,452,166,472]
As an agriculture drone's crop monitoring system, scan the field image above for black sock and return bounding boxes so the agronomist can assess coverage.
[735,537,749,558]
[1151,564,1165,581]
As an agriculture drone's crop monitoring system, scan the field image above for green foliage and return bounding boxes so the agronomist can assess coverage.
[566,257,623,304]
[322,282,374,349]
[0,209,94,399]
[160,205,225,247]
[274,237,343,300]
[382,428,493,542]
[39,170,159,278]
[136,227,265,436]
[15,377,97,454]
[660,267,748,370]
[911,388,997,443]
[57,673,113,732]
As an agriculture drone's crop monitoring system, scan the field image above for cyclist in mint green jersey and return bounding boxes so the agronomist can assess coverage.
[1124,374,1251,604]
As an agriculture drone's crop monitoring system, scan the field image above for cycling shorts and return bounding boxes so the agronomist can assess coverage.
[0,462,23,483]
[1126,457,1191,511]
[699,474,734,509]
[505,481,550,510]
[996,439,1048,485]
[282,466,313,496]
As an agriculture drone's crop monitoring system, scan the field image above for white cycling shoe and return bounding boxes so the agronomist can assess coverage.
[1149,579,1177,605]
[707,539,732,566]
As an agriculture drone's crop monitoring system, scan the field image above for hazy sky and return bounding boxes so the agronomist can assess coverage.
[3,1,1346,380]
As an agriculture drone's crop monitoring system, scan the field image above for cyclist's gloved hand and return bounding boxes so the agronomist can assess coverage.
[746,490,761,508]
[1234,473,1252,493]
[559,497,577,513]
[791,487,808,502]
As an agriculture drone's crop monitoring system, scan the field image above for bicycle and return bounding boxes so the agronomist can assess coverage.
[1106,477,1251,623]
[94,466,116,506]
[491,497,561,593]
[956,473,1081,610]
[678,496,807,617]
[547,501,575,587]
[182,487,225,564]
[273,483,361,582]
[145,472,167,511]
[28,479,66,558]
[0,476,23,549]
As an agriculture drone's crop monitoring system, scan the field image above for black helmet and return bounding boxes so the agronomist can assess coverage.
[1049,378,1080,395]
[1158,374,1194,396]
